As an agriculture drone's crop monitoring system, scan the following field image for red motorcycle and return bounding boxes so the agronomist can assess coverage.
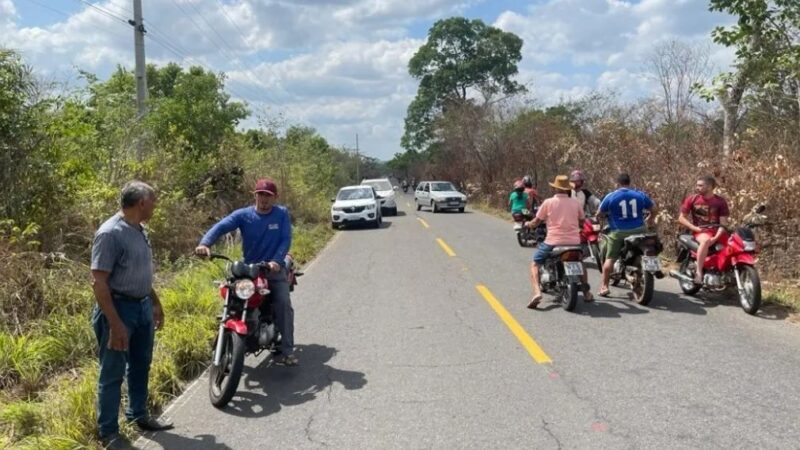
[669,205,766,315]
[206,253,301,407]
[581,218,603,269]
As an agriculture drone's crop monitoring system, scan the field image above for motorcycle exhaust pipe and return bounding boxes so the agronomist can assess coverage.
[669,270,693,284]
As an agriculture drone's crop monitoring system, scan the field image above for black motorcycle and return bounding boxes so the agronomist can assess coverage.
[513,209,547,247]
[538,246,586,311]
[598,231,664,305]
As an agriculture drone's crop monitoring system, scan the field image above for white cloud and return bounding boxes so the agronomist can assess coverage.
[3,0,740,159]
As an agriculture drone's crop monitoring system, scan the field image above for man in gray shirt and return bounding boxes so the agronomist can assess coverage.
[91,181,173,449]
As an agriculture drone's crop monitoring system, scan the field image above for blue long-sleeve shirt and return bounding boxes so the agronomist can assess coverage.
[200,205,292,266]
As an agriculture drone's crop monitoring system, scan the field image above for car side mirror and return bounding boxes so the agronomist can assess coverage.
[375,195,383,199]
[394,186,399,190]
[330,198,335,203]
[755,204,766,214]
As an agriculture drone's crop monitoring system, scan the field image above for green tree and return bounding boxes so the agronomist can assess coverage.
[402,17,524,152]
[702,0,800,155]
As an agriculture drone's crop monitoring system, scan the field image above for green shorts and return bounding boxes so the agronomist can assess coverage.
[602,227,647,260]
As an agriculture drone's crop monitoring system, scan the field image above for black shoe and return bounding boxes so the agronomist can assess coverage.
[131,416,174,432]
[99,433,136,450]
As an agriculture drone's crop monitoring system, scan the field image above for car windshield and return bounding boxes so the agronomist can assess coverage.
[363,180,392,191]
[337,188,374,201]
[431,182,456,192]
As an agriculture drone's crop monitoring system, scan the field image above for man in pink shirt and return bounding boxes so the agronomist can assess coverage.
[525,175,593,308]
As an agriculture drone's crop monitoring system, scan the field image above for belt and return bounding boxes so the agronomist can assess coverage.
[112,293,150,303]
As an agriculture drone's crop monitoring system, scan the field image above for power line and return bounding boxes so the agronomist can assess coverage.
[157,0,283,106]
[74,0,129,25]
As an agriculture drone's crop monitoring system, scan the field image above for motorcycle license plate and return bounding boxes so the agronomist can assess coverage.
[643,256,661,272]
[514,223,523,230]
[564,262,584,276]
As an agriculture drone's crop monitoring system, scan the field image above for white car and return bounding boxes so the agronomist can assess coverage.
[331,186,382,229]
[361,178,398,216]
[415,181,467,213]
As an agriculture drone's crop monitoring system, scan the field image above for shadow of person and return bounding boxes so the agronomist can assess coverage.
[138,433,233,450]
[577,298,650,318]
[221,344,367,419]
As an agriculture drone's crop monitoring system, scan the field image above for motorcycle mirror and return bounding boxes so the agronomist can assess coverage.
[754,204,767,214]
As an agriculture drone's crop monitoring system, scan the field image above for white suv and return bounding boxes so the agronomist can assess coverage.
[331,185,382,229]
[361,178,397,216]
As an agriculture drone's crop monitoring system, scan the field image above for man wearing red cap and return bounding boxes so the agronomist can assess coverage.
[195,178,298,366]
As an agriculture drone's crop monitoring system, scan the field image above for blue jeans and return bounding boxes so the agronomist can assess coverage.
[266,269,294,356]
[92,297,154,438]
[532,243,556,264]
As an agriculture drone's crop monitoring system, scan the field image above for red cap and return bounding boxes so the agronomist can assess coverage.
[253,179,277,195]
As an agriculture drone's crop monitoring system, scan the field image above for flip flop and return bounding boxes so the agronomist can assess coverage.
[527,295,543,309]
[584,291,595,302]
[598,289,611,298]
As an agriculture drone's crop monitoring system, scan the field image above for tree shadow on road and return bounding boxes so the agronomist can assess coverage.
[220,344,367,419]
[138,433,233,450]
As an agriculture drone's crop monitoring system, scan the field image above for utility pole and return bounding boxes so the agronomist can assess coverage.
[131,0,148,148]
[355,133,360,181]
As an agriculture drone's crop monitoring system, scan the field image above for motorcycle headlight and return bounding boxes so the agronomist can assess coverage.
[234,279,256,299]
[592,224,601,232]
[743,241,757,252]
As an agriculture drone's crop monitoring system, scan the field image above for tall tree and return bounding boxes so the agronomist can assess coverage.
[402,17,524,152]
[703,0,800,155]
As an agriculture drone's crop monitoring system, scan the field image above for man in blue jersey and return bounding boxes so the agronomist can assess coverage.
[596,173,657,297]
[195,178,298,366]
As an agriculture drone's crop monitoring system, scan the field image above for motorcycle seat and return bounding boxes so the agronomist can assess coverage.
[551,245,584,256]
[678,234,721,255]
[624,233,659,245]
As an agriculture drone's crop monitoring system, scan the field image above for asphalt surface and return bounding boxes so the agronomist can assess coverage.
[139,193,800,449]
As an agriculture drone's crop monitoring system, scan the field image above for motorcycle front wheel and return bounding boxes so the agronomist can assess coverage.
[590,242,602,271]
[209,329,246,408]
[737,265,762,315]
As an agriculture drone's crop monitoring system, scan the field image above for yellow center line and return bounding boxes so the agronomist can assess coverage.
[417,218,430,229]
[436,238,456,257]
[475,285,552,364]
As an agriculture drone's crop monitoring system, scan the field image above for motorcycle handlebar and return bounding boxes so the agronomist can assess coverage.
[208,253,232,262]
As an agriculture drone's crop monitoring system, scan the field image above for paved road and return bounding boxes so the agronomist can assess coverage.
[139,193,800,449]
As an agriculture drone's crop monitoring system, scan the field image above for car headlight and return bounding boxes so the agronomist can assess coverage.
[365,203,376,210]
[332,206,343,211]
[234,279,256,299]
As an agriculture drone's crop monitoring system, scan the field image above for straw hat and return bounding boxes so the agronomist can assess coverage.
[549,175,572,191]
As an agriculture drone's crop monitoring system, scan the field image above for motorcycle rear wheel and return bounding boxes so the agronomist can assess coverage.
[209,330,246,408]
[630,268,655,306]
[562,282,579,312]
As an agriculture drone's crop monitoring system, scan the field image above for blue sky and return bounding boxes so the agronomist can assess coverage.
[2,0,735,160]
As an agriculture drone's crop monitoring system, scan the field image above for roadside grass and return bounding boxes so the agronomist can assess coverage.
[0,223,333,448]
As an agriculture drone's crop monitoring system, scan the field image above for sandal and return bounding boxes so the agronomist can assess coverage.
[598,288,611,298]
[583,291,594,303]
[527,294,543,309]
[275,354,299,366]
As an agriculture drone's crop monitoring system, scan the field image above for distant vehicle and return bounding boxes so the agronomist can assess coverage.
[414,181,467,213]
[331,186,382,229]
[361,178,398,216]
